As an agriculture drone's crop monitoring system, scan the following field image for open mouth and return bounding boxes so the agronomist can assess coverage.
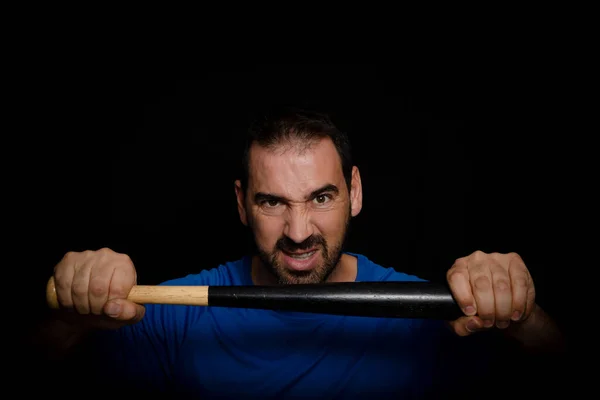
[281,249,320,271]
[283,249,318,259]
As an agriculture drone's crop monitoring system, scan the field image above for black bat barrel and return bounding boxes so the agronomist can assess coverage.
[208,281,464,320]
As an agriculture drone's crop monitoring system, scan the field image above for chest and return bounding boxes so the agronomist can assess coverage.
[170,309,425,398]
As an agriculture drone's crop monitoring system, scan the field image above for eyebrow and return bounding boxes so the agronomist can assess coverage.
[254,184,340,203]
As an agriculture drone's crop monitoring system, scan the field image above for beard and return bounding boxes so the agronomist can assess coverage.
[250,210,351,285]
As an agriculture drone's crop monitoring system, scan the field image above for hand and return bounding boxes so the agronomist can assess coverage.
[446,250,536,336]
[52,247,145,329]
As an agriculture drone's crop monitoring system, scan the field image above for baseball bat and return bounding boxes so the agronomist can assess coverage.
[46,277,464,320]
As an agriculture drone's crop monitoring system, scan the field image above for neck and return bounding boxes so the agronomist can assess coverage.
[251,253,358,285]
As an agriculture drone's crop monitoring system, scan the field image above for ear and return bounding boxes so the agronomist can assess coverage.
[350,166,363,217]
[234,180,248,226]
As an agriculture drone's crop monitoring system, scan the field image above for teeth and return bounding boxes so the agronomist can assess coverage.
[290,250,316,259]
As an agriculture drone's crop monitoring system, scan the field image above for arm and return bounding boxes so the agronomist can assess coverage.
[504,302,566,353]
[27,313,92,362]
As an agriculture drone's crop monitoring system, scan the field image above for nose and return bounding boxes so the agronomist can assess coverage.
[283,208,314,244]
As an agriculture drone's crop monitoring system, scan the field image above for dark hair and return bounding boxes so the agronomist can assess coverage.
[240,106,353,193]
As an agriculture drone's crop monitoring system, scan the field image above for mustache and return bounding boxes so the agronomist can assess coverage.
[276,235,326,253]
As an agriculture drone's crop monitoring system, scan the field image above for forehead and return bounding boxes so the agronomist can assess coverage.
[248,138,343,195]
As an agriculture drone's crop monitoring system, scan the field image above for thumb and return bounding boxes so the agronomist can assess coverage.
[103,299,145,324]
[448,316,484,337]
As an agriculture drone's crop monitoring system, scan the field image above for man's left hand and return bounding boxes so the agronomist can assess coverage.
[446,250,536,336]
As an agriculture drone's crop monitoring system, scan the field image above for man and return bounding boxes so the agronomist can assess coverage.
[46,107,564,398]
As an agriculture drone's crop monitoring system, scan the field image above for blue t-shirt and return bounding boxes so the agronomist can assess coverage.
[86,253,498,398]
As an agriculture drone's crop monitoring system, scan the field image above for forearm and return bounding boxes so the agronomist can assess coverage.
[27,313,93,362]
[504,303,566,353]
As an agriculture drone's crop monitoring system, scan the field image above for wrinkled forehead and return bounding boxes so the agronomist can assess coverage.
[247,138,344,197]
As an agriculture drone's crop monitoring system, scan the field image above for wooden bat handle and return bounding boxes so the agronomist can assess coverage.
[46,276,209,310]
[46,277,463,320]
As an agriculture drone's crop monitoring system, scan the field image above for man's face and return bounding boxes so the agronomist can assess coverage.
[235,137,361,284]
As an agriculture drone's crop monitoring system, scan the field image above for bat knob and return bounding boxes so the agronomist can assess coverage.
[46,276,59,309]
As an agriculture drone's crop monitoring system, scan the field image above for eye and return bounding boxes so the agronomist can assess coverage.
[265,199,280,207]
[313,194,330,204]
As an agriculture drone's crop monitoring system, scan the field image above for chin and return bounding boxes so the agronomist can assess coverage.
[277,261,332,285]
[277,271,324,285]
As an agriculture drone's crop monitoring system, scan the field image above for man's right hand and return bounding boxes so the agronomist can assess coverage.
[52,247,145,330]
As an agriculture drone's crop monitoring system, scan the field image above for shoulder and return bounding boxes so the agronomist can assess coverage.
[349,252,427,282]
[158,255,253,286]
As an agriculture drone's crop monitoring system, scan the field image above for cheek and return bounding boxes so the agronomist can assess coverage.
[313,209,348,237]
[252,215,285,246]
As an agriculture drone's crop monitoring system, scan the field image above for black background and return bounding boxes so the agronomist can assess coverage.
[14,65,584,390]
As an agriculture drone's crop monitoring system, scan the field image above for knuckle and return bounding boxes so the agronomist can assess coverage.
[88,278,109,298]
[71,281,88,297]
[494,279,510,293]
[83,250,96,257]
[453,256,467,266]
[508,251,521,260]
[446,268,463,281]
[473,276,491,291]
[62,251,78,261]
[514,277,528,289]
[98,247,114,255]
[472,250,487,260]
[116,252,133,266]
[54,276,70,292]
[110,285,129,299]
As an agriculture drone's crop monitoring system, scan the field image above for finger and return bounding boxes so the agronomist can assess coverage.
[508,257,530,321]
[107,257,136,302]
[469,262,495,328]
[449,316,484,337]
[71,257,94,314]
[447,260,477,316]
[88,258,116,316]
[103,299,145,324]
[525,273,536,320]
[53,253,76,309]
[490,263,512,328]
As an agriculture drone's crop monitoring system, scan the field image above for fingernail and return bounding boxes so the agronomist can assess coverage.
[464,306,476,316]
[466,319,479,332]
[511,311,521,321]
[483,319,494,328]
[496,320,509,329]
[105,302,121,317]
